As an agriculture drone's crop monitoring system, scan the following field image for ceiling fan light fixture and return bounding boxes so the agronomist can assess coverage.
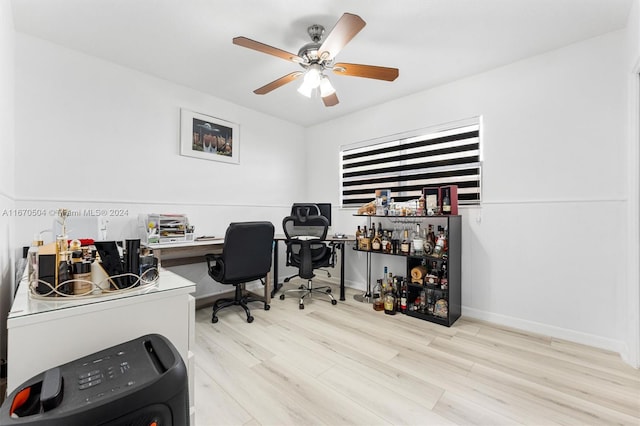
[303,64,323,88]
[297,81,313,98]
[319,76,335,97]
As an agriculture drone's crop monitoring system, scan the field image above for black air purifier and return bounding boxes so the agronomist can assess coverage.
[0,334,189,426]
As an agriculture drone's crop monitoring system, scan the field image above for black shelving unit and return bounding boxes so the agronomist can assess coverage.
[353,214,461,327]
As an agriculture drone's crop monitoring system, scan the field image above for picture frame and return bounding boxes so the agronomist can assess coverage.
[180,108,239,164]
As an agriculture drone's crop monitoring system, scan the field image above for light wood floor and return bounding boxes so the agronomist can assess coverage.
[193,281,640,426]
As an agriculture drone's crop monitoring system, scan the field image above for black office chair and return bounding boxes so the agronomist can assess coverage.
[205,221,275,323]
[282,203,332,283]
[279,214,337,309]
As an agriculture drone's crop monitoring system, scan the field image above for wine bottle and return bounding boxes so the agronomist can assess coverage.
[400,279,408,314]
[400,229,410,255]
[442,188,451,215]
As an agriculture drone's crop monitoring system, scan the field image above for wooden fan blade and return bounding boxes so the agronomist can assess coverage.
[253,72,303,95]
[233,36,303,63]
[332,63,399,81]
[318,13,366,61]
[322,92,339,107]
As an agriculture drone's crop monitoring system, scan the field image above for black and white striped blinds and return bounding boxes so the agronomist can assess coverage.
[341,122,481,207]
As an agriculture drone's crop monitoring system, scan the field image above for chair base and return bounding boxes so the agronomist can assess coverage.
[283,268,331,283]
[212,284,270,323]
[279,279,338,309]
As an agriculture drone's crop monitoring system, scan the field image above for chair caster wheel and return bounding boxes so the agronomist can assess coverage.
[247,316,254,323]
[212,316,219,323]
[327,273,332,278]
[284,277,291,283]
[298,285,305,290]
[299,303,304,309]
[331,300,337,305]
[264,304,270,310]
[326,288,332,293]
[279,294,285,300]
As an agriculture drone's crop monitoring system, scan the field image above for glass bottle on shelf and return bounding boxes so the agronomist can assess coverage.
[361,226,371,251]
[427,224,436,250]
[418,193,425,216]
[425,260,440,285]
[381,230,389,254]
[372,279,384,311]
[400,229,410,255]
[440,262,448,290]
[381,266,389,293]
[412,223,425,255]
[383,290,396,315]
[433,226,447,258]
[419,289,427,313]
[442,188,451,215]
[371,224,382,251]
[400,279,407,313]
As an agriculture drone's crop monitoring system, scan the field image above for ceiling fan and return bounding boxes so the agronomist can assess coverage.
[232,13,399,107]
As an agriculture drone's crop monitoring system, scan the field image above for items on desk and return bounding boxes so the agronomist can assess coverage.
[139,213,194,244]
[30,237,158,299]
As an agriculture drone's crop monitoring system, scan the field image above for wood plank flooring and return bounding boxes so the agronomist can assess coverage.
[193,281,640,426]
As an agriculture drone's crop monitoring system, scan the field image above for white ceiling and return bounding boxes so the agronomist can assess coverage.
[10,0,633,127]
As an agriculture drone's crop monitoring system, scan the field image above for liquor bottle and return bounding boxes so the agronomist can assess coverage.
[433,226,447,258]
[400,229,410,255]
[371,225,382,252]
[373,279,384,311]
[425,260,440,285]
[393,277,400,312]
[418,193,425,216]
[383,290,396,315]
[440,262,448,290]
[412,223,425,255]
[400,279,408,313]
[381,230,389,254]
[361,226,371,251]
[382,266,389,293]
[355,225,362,242]
[442,188,451,215]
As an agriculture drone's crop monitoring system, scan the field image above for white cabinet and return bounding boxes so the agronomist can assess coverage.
[7,269,196,417]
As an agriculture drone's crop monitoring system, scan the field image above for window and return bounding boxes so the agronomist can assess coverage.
[340,118,481,207]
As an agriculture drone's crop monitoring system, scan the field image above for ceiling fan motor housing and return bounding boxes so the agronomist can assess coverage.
[307,24,325,42]
[298,24,325,64]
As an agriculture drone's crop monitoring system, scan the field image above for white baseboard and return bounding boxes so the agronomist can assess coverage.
[462,306,627,359]
[343,283,634,367]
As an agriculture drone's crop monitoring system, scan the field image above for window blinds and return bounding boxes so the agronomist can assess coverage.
[340,122,481,207]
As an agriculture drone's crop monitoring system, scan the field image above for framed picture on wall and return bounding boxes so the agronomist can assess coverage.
[180,108,239,164]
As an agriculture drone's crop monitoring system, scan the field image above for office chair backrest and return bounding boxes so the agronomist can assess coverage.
[222,221,275,282]
[290,203,321,223]
[283,214,328,240]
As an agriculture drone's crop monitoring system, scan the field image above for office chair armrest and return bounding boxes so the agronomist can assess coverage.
[204,253,224,279]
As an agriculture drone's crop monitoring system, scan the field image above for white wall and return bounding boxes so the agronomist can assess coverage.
[306,30,630,356]
[624,0,640,367]
[0,0,15,372]
[13,33,307,245]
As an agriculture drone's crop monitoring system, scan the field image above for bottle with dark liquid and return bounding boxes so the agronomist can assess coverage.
[383,291,396,315]
[442,188,451,215]
[373,279,384,311]
[400,279,408,314]
[400,229,410,255]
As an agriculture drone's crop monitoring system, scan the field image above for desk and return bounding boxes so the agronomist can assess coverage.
[272,234,355,301]
[149,239,271,308]
[7,268,197,422]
